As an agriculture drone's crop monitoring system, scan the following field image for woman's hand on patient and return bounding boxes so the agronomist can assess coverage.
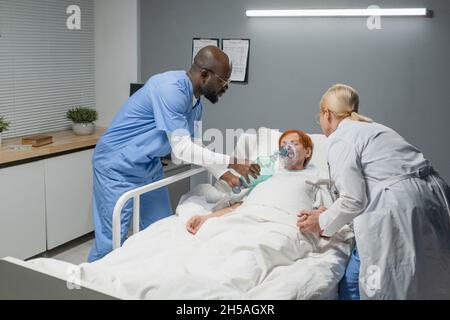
[186,215,208,235]
[297,207,327,236]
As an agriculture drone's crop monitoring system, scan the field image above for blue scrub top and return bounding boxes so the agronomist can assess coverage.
[93,71,203,182]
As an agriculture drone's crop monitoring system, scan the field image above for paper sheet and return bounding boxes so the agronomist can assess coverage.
[222,39,250,82]
[192,38,219,62]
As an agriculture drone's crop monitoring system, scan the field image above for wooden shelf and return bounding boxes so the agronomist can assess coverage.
[0,127,106,167]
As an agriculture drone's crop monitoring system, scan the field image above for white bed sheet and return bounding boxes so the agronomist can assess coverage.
[25,130,352,299]
[28,209,352,300]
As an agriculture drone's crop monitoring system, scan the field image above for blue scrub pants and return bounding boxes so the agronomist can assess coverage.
[88,168,172,262]
[338,247,361,300]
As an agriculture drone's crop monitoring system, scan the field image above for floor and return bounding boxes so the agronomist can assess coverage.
[51,239,94,265]
[32,234,95,265]
[30,227,135,265]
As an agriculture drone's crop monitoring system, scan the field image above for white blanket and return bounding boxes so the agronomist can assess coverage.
[27,167,353,299]
[29,210,352,300]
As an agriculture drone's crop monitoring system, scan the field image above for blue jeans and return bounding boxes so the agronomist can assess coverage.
[338,248,361,300]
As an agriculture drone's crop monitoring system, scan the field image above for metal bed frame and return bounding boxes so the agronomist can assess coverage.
[112,166,210,249]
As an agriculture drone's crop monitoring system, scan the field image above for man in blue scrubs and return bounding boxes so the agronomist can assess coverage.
[88,46,259,262]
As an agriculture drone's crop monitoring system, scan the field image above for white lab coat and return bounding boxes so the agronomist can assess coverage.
[319,118,450,299]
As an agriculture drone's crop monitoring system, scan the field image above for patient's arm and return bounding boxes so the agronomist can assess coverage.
[186,202,242,235]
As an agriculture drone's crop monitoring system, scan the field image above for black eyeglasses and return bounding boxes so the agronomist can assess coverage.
[194,63,231,88]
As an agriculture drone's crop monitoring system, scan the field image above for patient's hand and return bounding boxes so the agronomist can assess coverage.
[186,215,209,235]
[187,204,241,235]
[297,207,327,236]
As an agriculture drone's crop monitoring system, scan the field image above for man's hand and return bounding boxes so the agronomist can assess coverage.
[228,159,261,184]
[220,171,241,188]
[186,215,209,235]
[297,207,327,236]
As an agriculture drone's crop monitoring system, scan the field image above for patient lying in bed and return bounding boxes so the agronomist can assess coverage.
[66,130,351,299]
[28,130,352,300]
[186,130,318,235]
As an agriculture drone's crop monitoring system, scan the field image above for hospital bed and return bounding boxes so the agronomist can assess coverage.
[0,128,353,300]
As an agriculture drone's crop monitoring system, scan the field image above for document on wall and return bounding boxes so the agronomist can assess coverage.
[192,38,219,63]
[222,39,250,82]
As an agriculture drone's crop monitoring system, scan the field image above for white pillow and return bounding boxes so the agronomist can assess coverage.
[232,127,282,160]
[308,134,328,173]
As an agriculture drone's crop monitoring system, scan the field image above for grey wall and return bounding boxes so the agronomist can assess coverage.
[95,0,140,128]
[140,0,450,182]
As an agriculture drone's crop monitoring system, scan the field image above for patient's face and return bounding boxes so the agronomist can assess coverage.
[279,133,312,170]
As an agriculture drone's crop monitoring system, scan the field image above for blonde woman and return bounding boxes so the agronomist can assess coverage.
[298,84,450,299]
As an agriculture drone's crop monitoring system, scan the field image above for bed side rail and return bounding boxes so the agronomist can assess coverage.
[112,167,207,249]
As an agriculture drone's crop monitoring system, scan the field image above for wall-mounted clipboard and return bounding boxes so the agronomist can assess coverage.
[192,38,220,63]
[221,39,250,83]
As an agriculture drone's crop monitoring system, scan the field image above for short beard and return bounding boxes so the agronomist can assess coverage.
[201,83,219,104]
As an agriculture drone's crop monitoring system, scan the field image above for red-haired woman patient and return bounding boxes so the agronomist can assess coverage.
[186,130,318,234]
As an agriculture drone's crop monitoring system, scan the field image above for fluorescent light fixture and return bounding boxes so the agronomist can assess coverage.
[246,8,429,17]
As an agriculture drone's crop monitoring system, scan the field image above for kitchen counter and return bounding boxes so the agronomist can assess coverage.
[0,127,191,173]
[0,127,106,168]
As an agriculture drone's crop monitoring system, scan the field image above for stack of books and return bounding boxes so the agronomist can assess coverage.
[22,134,53,147]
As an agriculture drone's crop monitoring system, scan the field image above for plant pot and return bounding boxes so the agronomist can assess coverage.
[0,131,2,149]
[72,122,95,136]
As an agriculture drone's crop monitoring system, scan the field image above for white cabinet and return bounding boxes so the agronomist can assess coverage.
[0,149,94,259]
[44,150,94,250]
[0,162,47,260]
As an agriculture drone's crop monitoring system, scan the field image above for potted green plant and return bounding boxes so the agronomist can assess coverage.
[0,116,10,148]
[66,107,98,136]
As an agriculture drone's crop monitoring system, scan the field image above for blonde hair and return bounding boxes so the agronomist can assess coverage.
[320,84,373,123]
